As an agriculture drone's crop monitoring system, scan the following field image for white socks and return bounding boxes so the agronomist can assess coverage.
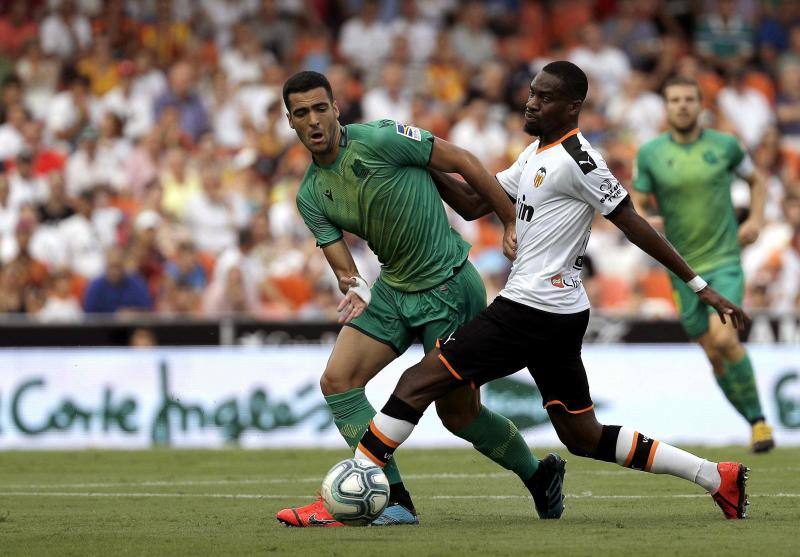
[613,427,721,492]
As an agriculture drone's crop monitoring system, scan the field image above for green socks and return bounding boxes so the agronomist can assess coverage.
[325,388,403,484]
[455,406,539,480]
[717,353,765,424]
[327,391,540,485]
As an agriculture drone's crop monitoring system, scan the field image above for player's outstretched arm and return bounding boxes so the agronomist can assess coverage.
[608,197,748,329]
[321,239,370,324]
[738,168,767,246]
[429,168,492,221]
[428,138,518,259]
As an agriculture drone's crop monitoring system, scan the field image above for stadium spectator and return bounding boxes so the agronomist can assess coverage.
[45,73,94,147]
[130,48,168,104]
[163,240,207,311]
[160,146,201,219]
[37,269,83,322]
[129,209,166,300]
[449,1,497,69]
[123,128,162,201]
[0,172,18,257]
[570,22,631,102]
[202,263,260,316]
[65,126,125,196]
[59,190,105,279]
[220,23,272,87]
[36,171,73,225]
[207,70,245,149]
[139,0,192,67]
[129,326,157,347]
[101,60,154,140]
[0,1,38,58]
[15,40,61,121]
[251,0,295,63]
[0,0,798,322]
[390,0,438,66]
[77,35,120,97]
[776,63,800,149]
[361,63,412,124]
[154,61,209,143]
[8,150,48,210]
[0,217,49,312]
[605,70,666,146]
[337,0,390,78]
[602,0,660,70]
[83,245,152,314]
[449,97,508,168]
[183,164,249,255]
[694,0,754,73]
[39,0,92,61]
[717,68,774,149]
[21,120,66,177]
[0,102,29,162]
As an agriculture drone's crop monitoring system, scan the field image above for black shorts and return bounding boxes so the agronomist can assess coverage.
[438,296,593,414]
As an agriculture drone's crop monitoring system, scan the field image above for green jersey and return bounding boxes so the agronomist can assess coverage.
[296,120,470,292]
[633,129,751,274]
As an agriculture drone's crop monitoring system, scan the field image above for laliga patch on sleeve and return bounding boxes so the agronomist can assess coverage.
[396,123,422,141]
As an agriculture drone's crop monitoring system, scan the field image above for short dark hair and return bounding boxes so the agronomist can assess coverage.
[662,75,702,99]
[541,61,588,102]
[282,71,333,110]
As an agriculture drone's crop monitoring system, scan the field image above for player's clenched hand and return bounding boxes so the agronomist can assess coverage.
[737,218,761,246]
[337,277,370,324]
[503,223,517,261]
[697,286,749,330]
[645,215,664,232]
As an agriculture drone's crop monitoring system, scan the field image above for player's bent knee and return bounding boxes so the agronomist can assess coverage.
[394,355,458,412]
[319,370,362,396]
[436,400,479,433]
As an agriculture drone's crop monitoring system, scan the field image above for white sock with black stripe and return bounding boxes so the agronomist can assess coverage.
[614,426,721,492]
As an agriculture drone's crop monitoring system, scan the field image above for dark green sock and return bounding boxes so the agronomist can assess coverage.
[717,353,764,423]
[455,406,539,481]
[325,388,403,484]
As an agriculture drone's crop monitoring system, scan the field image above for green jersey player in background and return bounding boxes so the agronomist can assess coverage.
[632,75,775,453]
[275,71,556,527]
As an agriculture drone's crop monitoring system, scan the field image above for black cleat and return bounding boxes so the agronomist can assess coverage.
[531,453,566,519]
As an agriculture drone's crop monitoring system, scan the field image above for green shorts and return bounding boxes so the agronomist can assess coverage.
[669,265,745,339]
[347,260,486,354]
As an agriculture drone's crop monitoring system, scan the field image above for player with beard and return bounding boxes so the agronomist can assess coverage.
[276,71,558,527]
[354,62,751,520]
[632,76,774,453]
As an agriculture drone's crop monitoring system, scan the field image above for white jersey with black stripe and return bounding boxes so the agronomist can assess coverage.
[495,129,629,314]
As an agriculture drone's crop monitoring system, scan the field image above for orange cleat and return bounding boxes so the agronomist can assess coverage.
[711,462,749,519]
[276,497,344,527]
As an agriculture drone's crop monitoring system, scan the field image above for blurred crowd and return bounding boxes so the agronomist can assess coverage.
[0,0,799,323]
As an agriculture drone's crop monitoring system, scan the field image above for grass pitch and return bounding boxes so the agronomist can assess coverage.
[1,447,798,556]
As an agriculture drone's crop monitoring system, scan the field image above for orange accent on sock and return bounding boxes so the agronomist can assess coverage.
[543,400,595,414]
[624,431,639,468]
[357,443,385,467]
[438,353,463,381]
[644,440,660,472]
[369,422,399,448]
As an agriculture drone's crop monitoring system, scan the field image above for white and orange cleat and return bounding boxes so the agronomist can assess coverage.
[711,462,749,519]
[276,497,344,527]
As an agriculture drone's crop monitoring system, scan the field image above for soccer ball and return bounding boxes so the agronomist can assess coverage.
[320,458,390,526]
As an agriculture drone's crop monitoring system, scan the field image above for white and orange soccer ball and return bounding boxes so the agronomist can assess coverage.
[320,458,390,526]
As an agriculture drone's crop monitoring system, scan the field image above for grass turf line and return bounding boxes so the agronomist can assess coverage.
[0,447,798,557]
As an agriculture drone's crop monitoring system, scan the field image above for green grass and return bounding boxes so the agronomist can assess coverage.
[0,447,798,556]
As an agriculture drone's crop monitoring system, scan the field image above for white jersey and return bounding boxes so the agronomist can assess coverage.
[496,129,628,314]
